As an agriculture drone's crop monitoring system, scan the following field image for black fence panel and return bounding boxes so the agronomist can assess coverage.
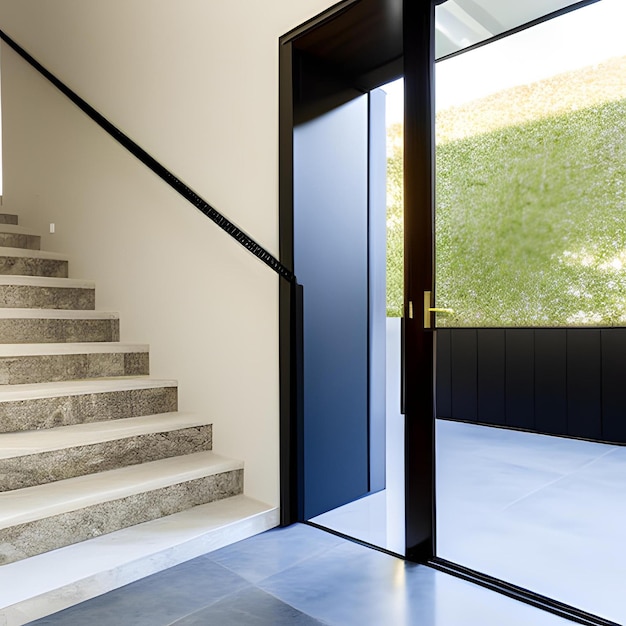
[436,327,626,445]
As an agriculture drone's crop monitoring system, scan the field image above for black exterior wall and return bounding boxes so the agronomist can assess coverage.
[437,328,626,445]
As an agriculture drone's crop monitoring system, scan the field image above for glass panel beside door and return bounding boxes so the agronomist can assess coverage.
[434,1,626,622]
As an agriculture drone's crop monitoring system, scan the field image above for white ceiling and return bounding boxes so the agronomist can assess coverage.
[435,0,594,59]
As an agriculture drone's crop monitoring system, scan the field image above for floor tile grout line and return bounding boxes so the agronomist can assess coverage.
[202,528,346,586]
[249,585,336,626]
[163,580,256,626]
[163,576,334,626]
[453,437,619,471]
[500,446,619,512]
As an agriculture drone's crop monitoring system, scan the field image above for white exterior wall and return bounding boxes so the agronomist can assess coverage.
[0,0,337,507]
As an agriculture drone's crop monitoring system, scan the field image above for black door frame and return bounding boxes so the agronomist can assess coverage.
[278,2,616,624]
[278,0,436,561]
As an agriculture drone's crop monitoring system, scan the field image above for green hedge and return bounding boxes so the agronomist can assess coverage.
[387,98,626,325]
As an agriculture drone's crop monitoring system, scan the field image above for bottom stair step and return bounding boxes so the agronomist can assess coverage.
[0,451,243,565]
[0,494,279,626]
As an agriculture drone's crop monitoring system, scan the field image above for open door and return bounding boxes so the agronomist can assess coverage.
[293,89,387,520]
[279,0,434,559]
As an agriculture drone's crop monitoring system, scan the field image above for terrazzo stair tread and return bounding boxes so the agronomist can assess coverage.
[0,411,211,458]
[0,451,243,530]
[0,378,178,432]
[0,377,177,402]
[0,246,67,261]
[0,309,120,343]
[0,453,245,564]
[0,224,37,234]
[0,342,149,384]
[0,276,93,288]
[0,309,118,319]
[0,495,278,625]
[0,412,213,491]
[0,214,19,225]
[0,342,147,356]
[0,276,95,310]
[0,246,68,278]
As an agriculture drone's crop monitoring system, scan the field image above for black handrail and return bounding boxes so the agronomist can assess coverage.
[0,29,294,283]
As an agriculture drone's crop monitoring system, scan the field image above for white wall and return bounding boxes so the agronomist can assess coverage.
[0,0,337,507]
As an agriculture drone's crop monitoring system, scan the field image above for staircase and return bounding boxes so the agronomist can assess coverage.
[0,214,277,624]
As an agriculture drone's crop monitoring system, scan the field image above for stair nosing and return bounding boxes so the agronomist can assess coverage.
[0,412,211,459]
[0,246,67,261]
[0,342,149,356]
[0,309,118,320]
[0,378,177,402]
[0,275,94,289]
[0,452,243,529]
[0,225,41,236]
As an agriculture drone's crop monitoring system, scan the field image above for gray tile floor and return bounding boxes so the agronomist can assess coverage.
[307,419,625,625]
[29,523,573,626]
[436,420,626,624]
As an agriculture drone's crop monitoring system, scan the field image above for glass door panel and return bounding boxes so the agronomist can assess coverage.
[434,1,626,622]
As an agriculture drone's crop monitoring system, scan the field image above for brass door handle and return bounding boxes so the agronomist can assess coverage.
[423,292,454,328]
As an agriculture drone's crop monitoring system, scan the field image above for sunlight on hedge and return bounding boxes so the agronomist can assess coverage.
[386,56,626,325]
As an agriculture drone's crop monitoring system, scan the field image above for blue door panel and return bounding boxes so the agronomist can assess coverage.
[294,95,370,519]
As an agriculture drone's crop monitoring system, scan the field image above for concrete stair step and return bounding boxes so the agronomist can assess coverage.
[0,213,264,624]
[0,309,120,343]
[0,378,178,432]
[0,246,68,277]
[0,276,95,309]
[0,227,41,251]
[0,412,213,491]
[0,451,244,565]
[0,494,278,626]
[0,342,149,385]
[0,225,35,234]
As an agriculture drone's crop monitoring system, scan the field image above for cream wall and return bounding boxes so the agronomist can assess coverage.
[0,0,337,507]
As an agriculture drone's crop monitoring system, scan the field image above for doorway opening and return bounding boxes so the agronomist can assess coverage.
[280,1,621,622]
[306,78,406,554]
